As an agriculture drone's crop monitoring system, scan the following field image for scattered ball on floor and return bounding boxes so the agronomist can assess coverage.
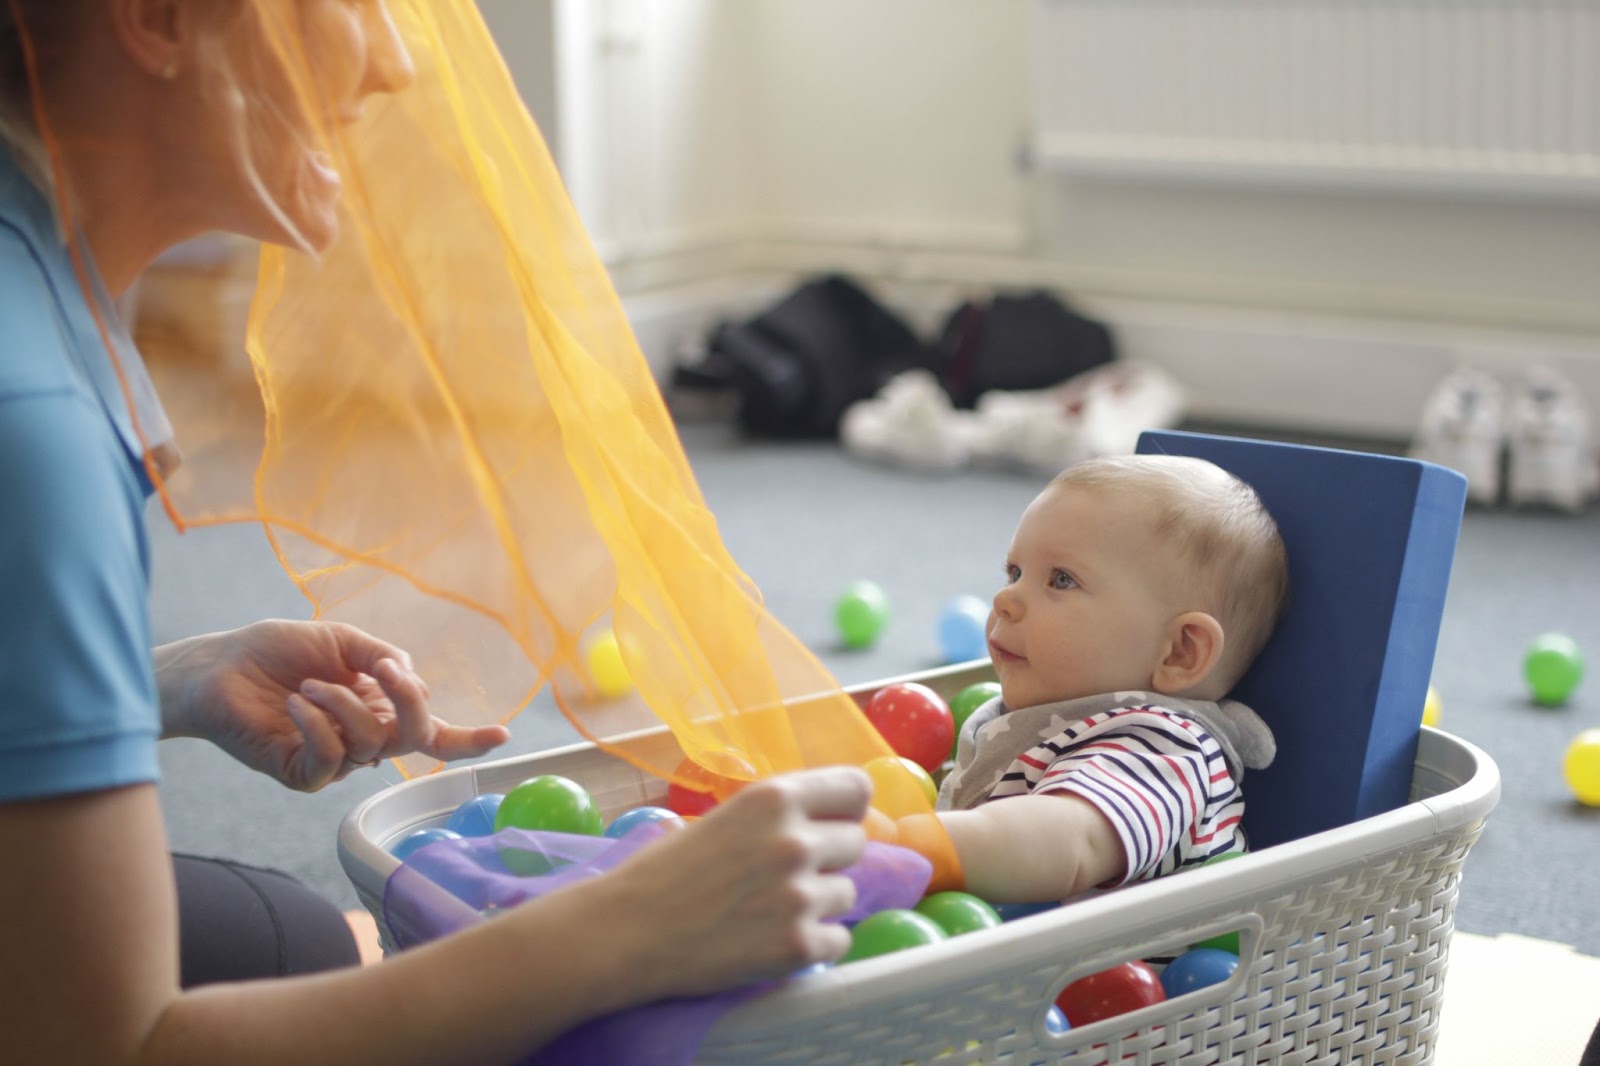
[836,579,891,649]
[1525,632,1583,707]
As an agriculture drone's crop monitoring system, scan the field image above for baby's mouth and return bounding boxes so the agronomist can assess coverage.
[989,640,1024,664]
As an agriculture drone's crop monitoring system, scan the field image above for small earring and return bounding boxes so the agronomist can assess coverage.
[161,61,179,81]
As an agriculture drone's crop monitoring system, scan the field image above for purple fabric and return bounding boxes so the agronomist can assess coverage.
[382,828,932,1065]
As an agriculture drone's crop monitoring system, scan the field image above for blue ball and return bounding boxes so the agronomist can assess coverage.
[1160,947,1240,998]
[937,595,989,663]
[992,900,1060,922]
[390,826,463,862]
[445,793,504,837]
[603,805,686,839]
[1044,1005,1072,1034]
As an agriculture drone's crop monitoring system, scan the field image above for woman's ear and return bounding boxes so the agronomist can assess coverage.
[1151,612,1225,698]
[108,0,188,80]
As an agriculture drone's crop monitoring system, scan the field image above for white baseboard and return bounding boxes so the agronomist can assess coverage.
[620,269,1600,442]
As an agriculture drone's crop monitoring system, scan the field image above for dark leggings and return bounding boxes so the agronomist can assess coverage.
[1584,1016,1600,1066]
[173,854,361,987]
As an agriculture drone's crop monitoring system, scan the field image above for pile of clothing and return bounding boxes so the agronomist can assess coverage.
[671,274,1188,474]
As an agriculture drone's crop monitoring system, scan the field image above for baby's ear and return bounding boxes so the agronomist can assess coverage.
[1152,612,1225,698]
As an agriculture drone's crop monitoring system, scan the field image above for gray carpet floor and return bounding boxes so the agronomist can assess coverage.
[151,419,1600,957]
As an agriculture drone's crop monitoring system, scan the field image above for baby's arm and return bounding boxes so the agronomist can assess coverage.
[899,794,1126,903]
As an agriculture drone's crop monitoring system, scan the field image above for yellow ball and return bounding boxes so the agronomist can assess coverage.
[1563,729,1600,806]
[1422,685,1442,728]
[864,755,938,819]
[583,630,632,700]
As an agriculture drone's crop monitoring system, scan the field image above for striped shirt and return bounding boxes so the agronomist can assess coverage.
[937,692,1274,887]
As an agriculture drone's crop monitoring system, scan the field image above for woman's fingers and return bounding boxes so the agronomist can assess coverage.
[369,658,431,758]
[783,765,873,825]
[808,871,860,925]
[298,678,386,763]
[284,693,345,790]
[420,722,511,761]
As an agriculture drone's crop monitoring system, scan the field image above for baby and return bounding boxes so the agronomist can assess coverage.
[897,454,1289,904]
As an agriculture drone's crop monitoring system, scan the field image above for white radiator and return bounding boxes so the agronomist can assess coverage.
[1030,0,1600,199]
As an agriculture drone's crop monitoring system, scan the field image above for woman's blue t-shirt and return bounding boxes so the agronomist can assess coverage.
[0,154,163,802]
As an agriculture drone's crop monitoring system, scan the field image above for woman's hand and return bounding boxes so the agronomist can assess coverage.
[156,620,509,791]
[568,766,872,1008]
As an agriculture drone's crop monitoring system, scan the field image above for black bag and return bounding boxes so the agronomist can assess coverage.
[934,290,1116,409]
[685,275,928,439]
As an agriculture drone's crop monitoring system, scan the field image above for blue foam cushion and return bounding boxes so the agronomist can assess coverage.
[1137,430,1467,848]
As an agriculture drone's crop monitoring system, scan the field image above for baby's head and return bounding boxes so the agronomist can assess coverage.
[988,454,1288,710]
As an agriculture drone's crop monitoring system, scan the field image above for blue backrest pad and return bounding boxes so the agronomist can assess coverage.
[1137,430,1467,848]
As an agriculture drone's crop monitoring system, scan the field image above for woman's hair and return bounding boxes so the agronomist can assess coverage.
[1053,453,1291,693]
[0,1,82,187]
[1,2,322,250]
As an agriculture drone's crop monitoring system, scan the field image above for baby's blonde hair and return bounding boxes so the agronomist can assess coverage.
[1052,454,1289,694]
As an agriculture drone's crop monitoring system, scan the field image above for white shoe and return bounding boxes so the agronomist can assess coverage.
[1410,368,1505,507]
[840,369,971,472]
[1505,366,1598,513]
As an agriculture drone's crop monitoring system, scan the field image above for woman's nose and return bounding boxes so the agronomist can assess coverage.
[362,3,416,97]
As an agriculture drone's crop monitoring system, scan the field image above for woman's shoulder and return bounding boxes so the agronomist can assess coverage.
[0,219,81,401]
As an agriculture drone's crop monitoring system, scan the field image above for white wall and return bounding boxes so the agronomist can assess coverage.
[504,0,1600,437]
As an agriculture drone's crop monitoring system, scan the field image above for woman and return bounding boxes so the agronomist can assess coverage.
[0,2,869,1063]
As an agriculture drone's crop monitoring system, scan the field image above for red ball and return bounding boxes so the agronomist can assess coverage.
[1055,961,1166,1028]
[663,757,745,817]
[863,682,955,775]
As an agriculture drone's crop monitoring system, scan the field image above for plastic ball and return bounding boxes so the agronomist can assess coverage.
[662,755,751,817]
[583,629,633,700]
[992,900,1060,923]
[603,805,686,839]
[1055,960,1165,1028]
[836,580,891,649]
[863,755,938,818]
[839,909,947,964]
[495,775,604,836]
[389,826,463,862]
[914,891,1003,937]
[1188,851,1247,953]
[1563,729,1600,806]
[863,682,955,774]
[1525,632,1584,706]
[1043,1006,1072,1034]
[1422,685,1442,727]
[936,595,990,664]
[948,681,1001,757]
[1192,929,1241,955]
[1160,948,1240,998]
[445,793,504,837]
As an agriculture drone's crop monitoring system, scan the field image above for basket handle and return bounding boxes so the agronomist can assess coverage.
[1034,911,1264,1048]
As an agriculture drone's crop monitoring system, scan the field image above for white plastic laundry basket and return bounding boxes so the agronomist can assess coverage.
[339,662,1499,1065]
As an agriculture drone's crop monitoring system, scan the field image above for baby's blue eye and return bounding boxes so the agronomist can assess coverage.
[1004,563,1021,583]
[1050,569,1077,590]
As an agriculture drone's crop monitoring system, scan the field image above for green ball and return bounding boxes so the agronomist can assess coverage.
[914,891,1003,937]
[840,908,947,963]
[835,580,891,649]
[495,775,604,835]
[1189,851,1246,954]
[1192,929,1241,955]
[948,681,1001,757]
[1525,632,1584,707]
[494,775,603,877]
